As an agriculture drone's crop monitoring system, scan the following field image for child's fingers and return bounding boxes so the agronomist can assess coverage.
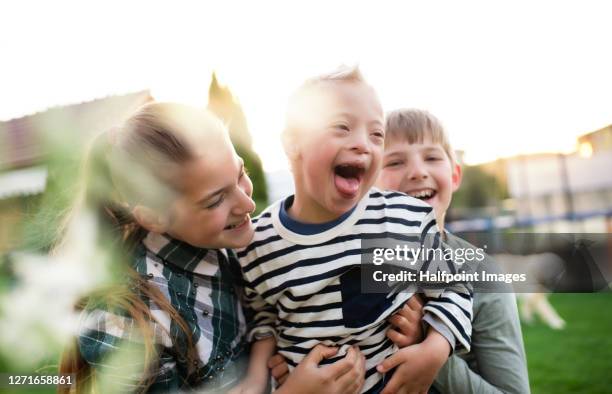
[326,346,360,379]
[277,372,288,385]
[267,353,285,369]
[304,344,338,365]
[355,352,367,393]
[395,304,421,322]
[386,328,411,347]
[335,350,365,393]
[339,374,362,394]
[389,313,418,336]
[405,296,424,313]
[376,351,403,374]
[270,362,289,383]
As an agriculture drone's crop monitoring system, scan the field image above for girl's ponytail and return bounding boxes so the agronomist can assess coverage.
[57,104,206,392]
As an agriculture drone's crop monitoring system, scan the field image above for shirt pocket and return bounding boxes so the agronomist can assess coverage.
[339,266,392,328]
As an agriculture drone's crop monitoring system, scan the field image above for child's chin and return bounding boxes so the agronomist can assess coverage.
[331,193,363,213]
[225,227,255,248]
[422,197,436,206]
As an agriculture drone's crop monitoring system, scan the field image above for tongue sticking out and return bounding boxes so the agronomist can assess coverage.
[334,174,360,197]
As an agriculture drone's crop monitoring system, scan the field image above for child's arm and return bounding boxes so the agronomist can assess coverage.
[229,337,276,394]
[418,209,473,354]
[231,278,279,394]
[435,292,530,394]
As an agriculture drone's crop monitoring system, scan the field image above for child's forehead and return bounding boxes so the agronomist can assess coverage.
[301,80,381,111]
[385,132,440,148]
[286,81,383,137]
[384,133,455,162]
[191,128,233,157]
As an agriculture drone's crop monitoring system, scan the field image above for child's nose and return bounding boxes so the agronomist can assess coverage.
[233,187,256,216]
[406,162,428,180]
[349,130,370,154]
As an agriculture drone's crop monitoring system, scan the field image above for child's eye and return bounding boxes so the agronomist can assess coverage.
[371,131,385,139]
[385,160,403,168]
[426,156,442,161]
[206,195,224,209]
[236,161,249,185]
[335,124,350,131]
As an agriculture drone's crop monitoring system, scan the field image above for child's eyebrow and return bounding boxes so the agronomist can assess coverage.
[368,120,384,128]
[331,112,356,121]
[197,160,245,205]
[423,146,445,153]
[383,149,405,158]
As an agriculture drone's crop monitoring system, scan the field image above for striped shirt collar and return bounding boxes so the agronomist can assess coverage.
[279,195,357,235]
[271,189,371,245]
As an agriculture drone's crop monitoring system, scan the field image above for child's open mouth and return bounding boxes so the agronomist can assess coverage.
[406,188,436,201]
[224,216,250,231]
[334,163,366,198]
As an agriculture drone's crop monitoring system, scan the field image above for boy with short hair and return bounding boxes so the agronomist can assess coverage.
[237,67,473,393]
[376,108,461,230]
[376,108,530,393]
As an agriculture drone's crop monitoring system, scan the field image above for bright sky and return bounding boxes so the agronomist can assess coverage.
[1,0,611,170]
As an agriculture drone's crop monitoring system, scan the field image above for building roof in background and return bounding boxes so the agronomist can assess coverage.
[578,124,612,153]
[0,91,152,170]
[0,166,47,199]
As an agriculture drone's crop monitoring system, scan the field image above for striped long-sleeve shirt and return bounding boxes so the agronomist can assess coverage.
[237,189,473,393]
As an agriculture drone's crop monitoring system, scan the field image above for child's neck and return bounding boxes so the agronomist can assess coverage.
[437,214,447,238]
[289,195,346,224]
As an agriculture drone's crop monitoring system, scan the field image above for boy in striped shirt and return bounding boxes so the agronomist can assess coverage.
[236,66,473,394]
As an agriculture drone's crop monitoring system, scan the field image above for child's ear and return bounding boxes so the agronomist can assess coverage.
[451,163,462,192]
[281,128,303,161]
[132,205,169,234]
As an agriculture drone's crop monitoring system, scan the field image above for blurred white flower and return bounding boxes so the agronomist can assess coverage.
[0,209,113,367]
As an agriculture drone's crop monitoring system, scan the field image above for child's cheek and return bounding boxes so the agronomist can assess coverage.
[378,170,398,190]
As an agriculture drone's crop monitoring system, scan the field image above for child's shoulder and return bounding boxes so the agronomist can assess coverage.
[238,199,283,252]
[250,199,282,228]
[366,187,434,212]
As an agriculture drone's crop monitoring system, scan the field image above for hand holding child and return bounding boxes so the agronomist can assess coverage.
[377,328,450,394]
[273,345,366,394]
[387,296,424,348]
[268,353,289,385]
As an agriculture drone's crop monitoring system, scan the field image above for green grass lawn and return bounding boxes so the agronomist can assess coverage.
[522,292,612,394]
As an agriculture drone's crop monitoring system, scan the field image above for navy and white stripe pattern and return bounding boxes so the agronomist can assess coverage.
[237,189,473,393]
[78,232,248,392]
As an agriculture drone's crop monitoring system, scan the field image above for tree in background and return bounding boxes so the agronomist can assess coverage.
[207,73,268,214]
[449,164,508,220]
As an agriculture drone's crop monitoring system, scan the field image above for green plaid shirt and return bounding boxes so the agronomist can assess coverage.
[78,232,248,392]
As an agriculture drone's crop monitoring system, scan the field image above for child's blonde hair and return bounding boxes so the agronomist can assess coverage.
[385,108,457,164]
[282,65,367,158]
[307,64,365,84]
